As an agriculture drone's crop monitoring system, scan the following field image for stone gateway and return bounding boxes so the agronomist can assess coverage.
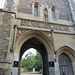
[0,0,75,75]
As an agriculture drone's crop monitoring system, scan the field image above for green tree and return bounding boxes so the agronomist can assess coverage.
[21,52,35,67]
[21,51,42,71]
[34,51,42,71]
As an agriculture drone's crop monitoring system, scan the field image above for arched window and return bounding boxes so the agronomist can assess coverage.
[34,6,38,15]
[59,54,74,75]
[33,2,39,16]
[51,6,56,19]
[52,9,55,18]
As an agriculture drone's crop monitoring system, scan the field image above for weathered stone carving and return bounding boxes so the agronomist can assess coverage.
[16,29,29,39]
[41,31,52,40]
[44,8,48,22]
[20,20,70,32]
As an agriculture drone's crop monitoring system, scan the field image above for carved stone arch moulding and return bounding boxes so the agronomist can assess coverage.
[13,30,54,55]
[16,29,52,43]
[55,46,75,62]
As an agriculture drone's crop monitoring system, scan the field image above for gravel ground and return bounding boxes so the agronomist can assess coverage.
[21,72,42,75]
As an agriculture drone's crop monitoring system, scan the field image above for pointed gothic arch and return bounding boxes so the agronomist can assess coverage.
[55,46,75,75]
[33,2,39,16]
[18,37,49,75]
[13,30,54,75]
[55,46,75,61]
[51,5,58,19]
[59,53,74,75]
[14,30,53,53]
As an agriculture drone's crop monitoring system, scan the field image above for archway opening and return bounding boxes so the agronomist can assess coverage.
[18,38,49,75]
[20,48,43,75]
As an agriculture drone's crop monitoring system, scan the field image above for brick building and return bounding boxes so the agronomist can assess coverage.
[0,0,75,75]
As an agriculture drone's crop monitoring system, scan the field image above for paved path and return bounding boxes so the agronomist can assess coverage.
[21,72,42,75]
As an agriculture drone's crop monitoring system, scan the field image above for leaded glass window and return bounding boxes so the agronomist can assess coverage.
[34,6,38,16]
[52,9,55,18]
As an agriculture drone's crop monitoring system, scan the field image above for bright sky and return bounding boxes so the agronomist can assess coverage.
[0,0,5,8]
[22,48,37,58]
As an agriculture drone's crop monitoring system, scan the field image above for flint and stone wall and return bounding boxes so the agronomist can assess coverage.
[0,11,15,75]
[0,0,75,75]
[17,0,71,21]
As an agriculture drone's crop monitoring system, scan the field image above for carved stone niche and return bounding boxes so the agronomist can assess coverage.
[44,8,48,22]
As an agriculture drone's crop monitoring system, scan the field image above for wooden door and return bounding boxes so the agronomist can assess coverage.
[59,54,73,75]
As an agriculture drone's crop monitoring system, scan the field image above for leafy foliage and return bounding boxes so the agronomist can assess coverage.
[34,52,42,70]
[21,51,42,71]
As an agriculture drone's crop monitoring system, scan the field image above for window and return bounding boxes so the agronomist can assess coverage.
[52,9,55,18]
[51,6,56,19]
[34,6,38,15]
[33,2,39,16]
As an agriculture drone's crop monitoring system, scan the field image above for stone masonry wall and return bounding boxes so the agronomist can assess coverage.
[69,0,75,22]
[0,12,13,62]
[17,0,71,21]
[54,33,75,51]
[4,0,16,12]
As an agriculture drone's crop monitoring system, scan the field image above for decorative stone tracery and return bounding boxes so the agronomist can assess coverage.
[16,29,29,39]
[15,28,52,44]
[41,31,52,40]
[20,20,70,32]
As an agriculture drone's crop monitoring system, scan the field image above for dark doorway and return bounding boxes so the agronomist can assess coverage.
[18,38,49,75]
[59,53,74,75]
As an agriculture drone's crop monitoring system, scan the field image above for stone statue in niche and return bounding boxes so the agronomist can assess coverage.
[44,8,48,22]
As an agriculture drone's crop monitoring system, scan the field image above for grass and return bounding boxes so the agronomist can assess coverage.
[21,71,42,74]
[21,71,33,73]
